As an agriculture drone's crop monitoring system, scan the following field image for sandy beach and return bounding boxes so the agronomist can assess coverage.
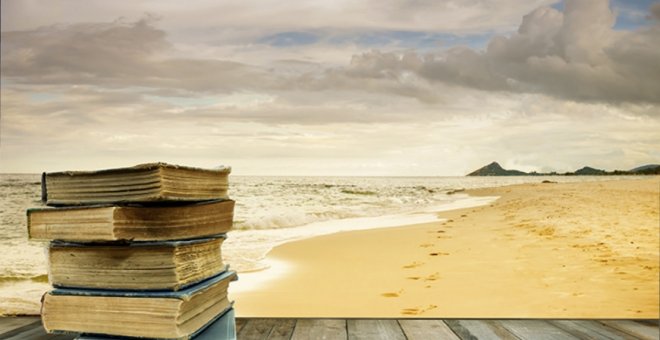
[231,178,660,318]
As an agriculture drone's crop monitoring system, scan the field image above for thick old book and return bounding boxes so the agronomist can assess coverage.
[75,308,237,340]
[48,237,227,291]
[43,271,237,339]
[28,200,234,242]
[41,162,231,206]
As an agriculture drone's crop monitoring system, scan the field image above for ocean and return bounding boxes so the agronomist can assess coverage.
[0,173,640,315]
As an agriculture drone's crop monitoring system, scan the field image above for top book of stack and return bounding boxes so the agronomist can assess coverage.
[41,162,231,206]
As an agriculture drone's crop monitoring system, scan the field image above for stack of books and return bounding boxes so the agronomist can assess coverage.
[27,163,237,340]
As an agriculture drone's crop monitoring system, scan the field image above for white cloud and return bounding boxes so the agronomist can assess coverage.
[340,0,660,103]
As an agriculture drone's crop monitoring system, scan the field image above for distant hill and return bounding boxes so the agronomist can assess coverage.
[629,164,660,174]
[573,166,606,175]
[467,162,528,176]
[466,162,660,176]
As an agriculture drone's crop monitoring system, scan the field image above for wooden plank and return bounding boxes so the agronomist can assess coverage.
[0,317,41,334]
[1,318,656,340]
[399,319,459,339]
[266,319,296,340]
[291,319,347,340]
[52,335,77,340]
[237,319,279,340]
[235,318,247,334]
[484,320,526,340]
[2,324,74,340]
[550,320,637,340]
[445,320,520,340]
[0,319,45,339]
[498,320,581,340]
[635,320,659,327]
[599,320,660,340]
[347,319,406,340]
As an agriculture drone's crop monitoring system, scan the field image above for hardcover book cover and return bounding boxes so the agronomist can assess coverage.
[74,307,237,340]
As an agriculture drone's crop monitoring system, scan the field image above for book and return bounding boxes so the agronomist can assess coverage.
[43,271,237,339]
[184,307,236,340]
[75,308,237,340]
[28,200,234,242]
[48,237,227,291]
[42,162,231,206]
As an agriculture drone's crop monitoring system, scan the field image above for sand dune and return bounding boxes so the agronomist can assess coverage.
[231,178,660,318]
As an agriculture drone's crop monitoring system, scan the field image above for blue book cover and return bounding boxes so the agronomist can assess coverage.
[74,307,236,340]
[50,234,227,248]
[50,269,237,298]
[45,271,238,339]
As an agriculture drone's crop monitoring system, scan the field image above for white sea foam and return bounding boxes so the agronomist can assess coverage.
[228,195,498,293]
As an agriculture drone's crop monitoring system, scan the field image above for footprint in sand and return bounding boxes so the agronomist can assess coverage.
[400,304,438,315]
[436,230,446,233]
[406,276,421,281]
[403,261,424,269]
[424,272,440,281]
[381,289,403,298]
[401,308,419,315]
[429,252,450,256]
[419,243,434,248]
[537,226,556,237]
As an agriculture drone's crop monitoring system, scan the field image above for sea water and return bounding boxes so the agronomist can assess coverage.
[0,173,640,315]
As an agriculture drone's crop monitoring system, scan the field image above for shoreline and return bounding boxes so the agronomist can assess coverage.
[223,194,498,273]
[230,177,660,318]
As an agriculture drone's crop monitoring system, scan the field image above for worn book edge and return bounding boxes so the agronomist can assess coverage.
[49,270,237,298]
[72,306,236,340]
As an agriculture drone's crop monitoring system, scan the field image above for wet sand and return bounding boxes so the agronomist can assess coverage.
[231,178,660,318]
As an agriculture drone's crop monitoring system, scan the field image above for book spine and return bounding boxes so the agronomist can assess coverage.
[41,172,48,203]
[26,210,34,240]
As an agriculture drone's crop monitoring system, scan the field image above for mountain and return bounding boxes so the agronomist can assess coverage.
[467,162,528,176]
[629,164,660,174]
[573,166,606,175]
[466,162,660,176]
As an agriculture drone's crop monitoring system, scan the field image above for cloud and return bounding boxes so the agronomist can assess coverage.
[3,83,659,174]
[2,18,166,78]
[4,0,658,106]
[1,17,444,107]
[647,2,660,21]
[1,0,659,175]
[1,17,279,93]
[340,0,660,104]
[2,0,556,35]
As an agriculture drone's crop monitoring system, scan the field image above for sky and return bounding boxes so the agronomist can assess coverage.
[1,0,659,176]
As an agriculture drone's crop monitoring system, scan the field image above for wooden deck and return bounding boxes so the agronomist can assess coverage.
[1,317,657,339]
